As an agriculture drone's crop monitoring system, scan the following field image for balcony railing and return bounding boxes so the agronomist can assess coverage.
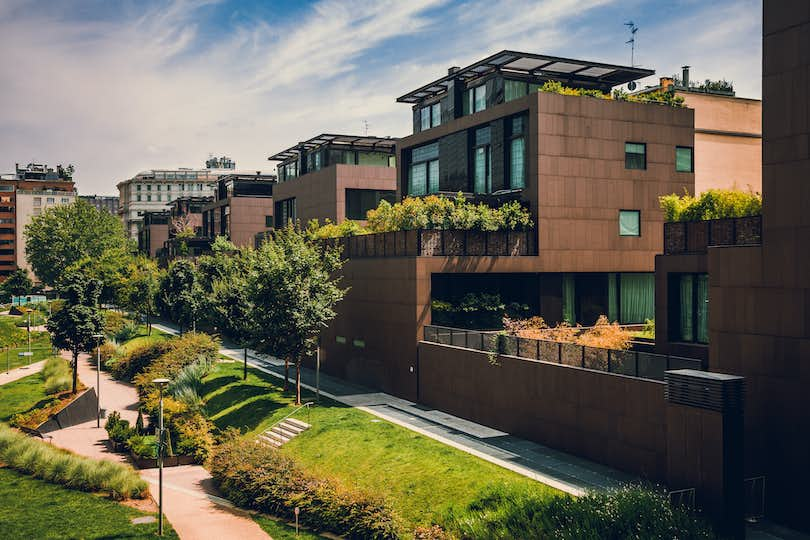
[423,324,703,381]
[663,215,762,255]
[324,229,537,258]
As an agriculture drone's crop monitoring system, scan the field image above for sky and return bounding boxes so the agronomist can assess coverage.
[0,0,762,195]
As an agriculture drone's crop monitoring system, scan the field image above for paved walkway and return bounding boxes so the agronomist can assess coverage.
[0,359,46,385]
[153,321,633,495]
[47,351,269,540]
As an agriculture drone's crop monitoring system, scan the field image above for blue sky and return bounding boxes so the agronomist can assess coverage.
[0,0,761,194]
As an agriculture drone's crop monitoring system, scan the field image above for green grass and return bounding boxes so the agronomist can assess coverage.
[118,328,170,355]
[0,314,53,370]
[203,362,561,531]
[0,468,177,539]
[252,514,325,539]
[0,372,50,421]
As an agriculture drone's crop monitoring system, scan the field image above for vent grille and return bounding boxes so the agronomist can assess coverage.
[665,369,744,413]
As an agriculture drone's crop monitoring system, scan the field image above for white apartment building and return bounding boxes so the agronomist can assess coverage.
[16,189,76,274]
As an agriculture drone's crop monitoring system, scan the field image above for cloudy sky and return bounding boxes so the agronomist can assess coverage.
[0,0,761,195]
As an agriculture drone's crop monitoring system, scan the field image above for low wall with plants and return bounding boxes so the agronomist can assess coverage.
[0,423,148,500]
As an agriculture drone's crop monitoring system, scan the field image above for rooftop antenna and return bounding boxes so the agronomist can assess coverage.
[363,120,369,136]
[625,21,638,67]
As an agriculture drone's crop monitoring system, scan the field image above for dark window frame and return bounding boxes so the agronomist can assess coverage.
[471,126,492,194]
[668,272,709,345]
[675,146,694,173]
[506,114,527,189]
[345,189,396,220]
[618,209,641,237]
[625,142,647,170]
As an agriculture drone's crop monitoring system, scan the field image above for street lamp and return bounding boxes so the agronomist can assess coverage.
[152,377,170,537]
[92,333,104,428]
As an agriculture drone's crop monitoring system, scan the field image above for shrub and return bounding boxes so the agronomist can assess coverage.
[175,413,214,463]
[576,315,632,350]
[98,342,120,369]
[14,311,45,327]
[133,332,218,396]
[432,293,530,330]
[112,340,170,381]
[42,357,72,395]
[659,188,762,222]
[113,321,140,343]
[105,411,135,445]
[444,484,713,539]
[128,435,157,459]
[103,311,126,337]
[308,218,369,239]
[168,359,209,412]
[210,437,400,539]
[0,423,147,499]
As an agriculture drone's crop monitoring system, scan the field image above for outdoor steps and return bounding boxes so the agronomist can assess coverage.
[257,417,310,448]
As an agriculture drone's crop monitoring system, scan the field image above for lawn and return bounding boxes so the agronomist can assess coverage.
[0,468,177,539]
[0,372,50,421]
[203,361,561,531]
[252,515,324,539]
[0,314,53,370]
[117,326,170,354]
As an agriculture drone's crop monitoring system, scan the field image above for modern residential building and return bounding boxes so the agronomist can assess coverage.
[79,194,119,214]
[117,164,229,240]
[161,196,214,261]
[313,51,697,400]
[638,67,762,194]
[0,163,76,280]
[654,2,810,529]
[137,210,170,258]
[268,134,397,227]
[201,172,276,247]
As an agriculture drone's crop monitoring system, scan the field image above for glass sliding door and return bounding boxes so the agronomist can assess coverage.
[620,273,654,324]
[679,275,694,342]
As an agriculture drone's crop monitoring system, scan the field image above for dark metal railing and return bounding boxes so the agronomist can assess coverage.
[422,324,703,381]
[663,215,762,255]
[323,229,537,258]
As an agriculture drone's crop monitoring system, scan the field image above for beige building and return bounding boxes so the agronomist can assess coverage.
[15,188,76,275]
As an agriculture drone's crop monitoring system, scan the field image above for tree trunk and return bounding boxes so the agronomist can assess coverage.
[71,349,79,394]
[284,357,289,392]
[243,348,247,380]
[295,358,301,405]
[147,311,152,335]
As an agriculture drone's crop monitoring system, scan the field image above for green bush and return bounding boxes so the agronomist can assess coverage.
[104,411,135,445]
[112,340,170,381]
[42,357,71,395]
[175,414,214,463]
[133,332,218,397]
[103,311,126,337]
[444,484,713,539]
[0,423,147,499]
[659,188,762,222]
[210,436,400,539]
[113,321,140,343]
[14,311,45,327]
[308,218,369,239]
[127,435,157,459]
[431,293,530,330]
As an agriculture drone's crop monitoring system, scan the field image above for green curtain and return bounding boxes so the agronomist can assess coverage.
[505,80,527,102]
[409,163,427,196]
[679,275,694,341]
[696,274,709,343]
[608,273,618,322]
[428,160,439,193]
[562,274,575,323]
[474,147,487,193]
[620,273,654,323]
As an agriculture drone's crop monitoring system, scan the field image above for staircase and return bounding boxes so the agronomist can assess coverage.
[258,417,310,448]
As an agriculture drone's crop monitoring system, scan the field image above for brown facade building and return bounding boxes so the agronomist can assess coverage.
[269,134,397,227]
[137,211,170,258]
[161,196,213,261]
[201,173,276,247]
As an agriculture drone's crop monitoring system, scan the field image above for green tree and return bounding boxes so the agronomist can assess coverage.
[46,273,106,394]
[247,224,347,404]
[119,256,160,334]
[0,268,33,301]
[67,246,134,306]
[159,259,201,332]
[24,199,132,286]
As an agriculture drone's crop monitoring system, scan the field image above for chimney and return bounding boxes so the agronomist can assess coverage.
[682,65,690,88]
[660,77,674,92]
[448,66,460,75]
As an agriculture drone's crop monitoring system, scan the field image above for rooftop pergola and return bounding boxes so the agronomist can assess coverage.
[268,134,397,162]
[397,50,655,104]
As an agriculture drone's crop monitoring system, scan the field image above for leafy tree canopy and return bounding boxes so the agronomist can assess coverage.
[159,259,201,331]
[0,268,33,301]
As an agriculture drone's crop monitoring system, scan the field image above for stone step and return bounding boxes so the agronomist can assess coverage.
[257,434,281,447]
[266,429,289,443]
[256,417,311,448]
[271,426,296,440]
[277,421,306,435]
[285,417,310,430]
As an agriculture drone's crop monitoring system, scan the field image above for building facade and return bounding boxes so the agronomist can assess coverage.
[268,134,397,227]
[0,163,76,280]
[79,195,119,214]
[201,172,276,247]
[137,211,170,258]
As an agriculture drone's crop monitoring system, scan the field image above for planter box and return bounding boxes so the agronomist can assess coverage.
[466,231,487,255]
[443,230,465,256]
[130,452,196,469]
[420,230,442,256]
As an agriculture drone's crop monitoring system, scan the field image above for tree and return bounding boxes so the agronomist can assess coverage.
[247,224,347,404]
[24,199,132,286]
[46,273,106,394]
[67,246,134,307]
[119,256,160,334]
[0,268,33,301]
[159,259,201,332]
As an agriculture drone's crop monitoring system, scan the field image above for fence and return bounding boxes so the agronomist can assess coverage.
[663,215,762,255]
[423,325,703,381]
[323,229,537,258]
[3,346,59,372]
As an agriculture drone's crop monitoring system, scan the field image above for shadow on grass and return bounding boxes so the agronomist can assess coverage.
[206,384,269,414]
[200,374,239,397]
[212,396,286,432]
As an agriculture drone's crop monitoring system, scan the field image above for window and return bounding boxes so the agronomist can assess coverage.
[180,184,185,191]
[157,184,161,191]
[61,198,69,203]
[46,197,54,204]
[463,84,487,115]
[137,195,142,202]
[157,195,161,202]
[421,103,441,130]
[147,184,152,191]
[619,210,640,236]
[0,185,13,192]
[33,197,41,206]
[147,195,151,202]
[357,152,391,167]
[408,142,439,196]
[274,198,296,227]
[473,127,492,193]
[307,150,323,173]
[505,80,528,102]
[508,115,527,189]
[0,218,13,224]
[672,273,708,343]
[136,184,142,191]
[420,106,431,131]
[197,183,202,190]
[625,142,646,169]
[345,189,396,220]
[265,215,272,228]
[676,146,693,172]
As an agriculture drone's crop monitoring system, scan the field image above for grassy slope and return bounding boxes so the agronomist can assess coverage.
[0,372,49,421]
[204,362,560,531]
[0,468,177,540]
[0,315,52,370]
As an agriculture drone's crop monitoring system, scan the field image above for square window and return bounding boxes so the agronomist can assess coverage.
[619,210,641,236]
[676,146,693,172]
[265,215,272,227]
[625,142,646,170]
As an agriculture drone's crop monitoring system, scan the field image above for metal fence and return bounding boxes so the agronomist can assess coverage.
[3,346,60,373]
[423,325,703,381]
[663,215,762,255]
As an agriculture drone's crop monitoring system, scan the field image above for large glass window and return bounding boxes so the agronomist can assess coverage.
[464,84,487,115]
[345,189,396,220]
[357,152,391,167]
[505,80,528,102]
[619,273,654,323]
[421,106,431,131]
[420,103,441,131]
[676,146,694,172]
[625,142,647,170]
[508,115,526,189]
[473,127,492,194]
[673,273,708,343]
[408,142,439,196]
[274,198,296,227]
[619,210,640,236]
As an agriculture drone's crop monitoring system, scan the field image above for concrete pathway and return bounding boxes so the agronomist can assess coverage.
[47,351,269,540]
[0,359,46,385]
[153,321,632,495]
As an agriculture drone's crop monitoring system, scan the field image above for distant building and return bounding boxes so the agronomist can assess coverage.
[80,195,119,214]
[161,196,214,261]
[202,172,277,247]
[205,156,236,170]
[137,210,170,258]
[0,163,76,281]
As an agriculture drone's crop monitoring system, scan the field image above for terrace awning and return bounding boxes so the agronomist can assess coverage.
[268,134,398,162]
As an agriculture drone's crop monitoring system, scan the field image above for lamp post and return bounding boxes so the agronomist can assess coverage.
[152,378,170,537]
[26,309,31,353]
[92,333,104,428]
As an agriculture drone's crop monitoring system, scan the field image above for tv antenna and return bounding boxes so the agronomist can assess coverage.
[625,21,638,67]
[362,120,369,136]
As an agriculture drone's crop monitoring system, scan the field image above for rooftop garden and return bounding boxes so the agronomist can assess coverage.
[539,80,686,108]
[660,188,762,222]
